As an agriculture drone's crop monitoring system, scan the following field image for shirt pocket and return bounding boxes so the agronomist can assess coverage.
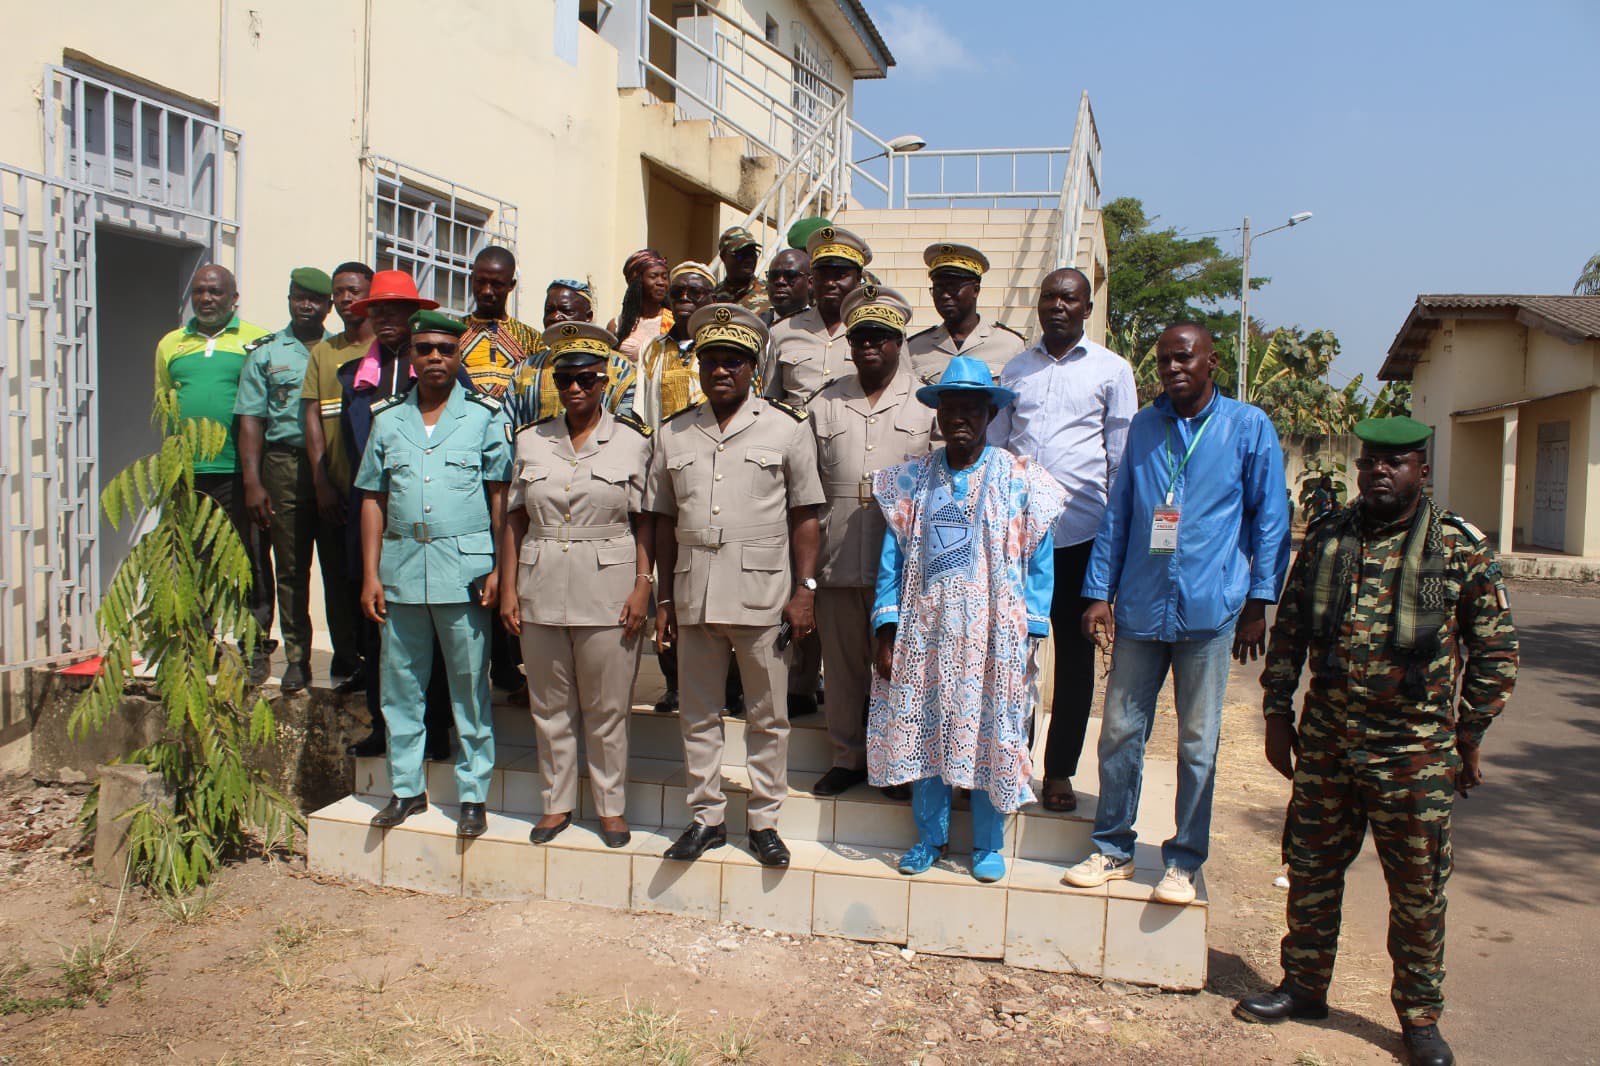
[667,451,696,504]
[513,463,549,514]
[515,539,541,601]
[740,542,788,609]
[267,364,302,408]
[446,449,483,491]
[384,451,417,493]
[589,462,636,515]
[812,419,845,475]
[743,446,785,500]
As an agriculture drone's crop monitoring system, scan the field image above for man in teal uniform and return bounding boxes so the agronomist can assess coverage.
[236,267,354,692]
[358,310,513,839]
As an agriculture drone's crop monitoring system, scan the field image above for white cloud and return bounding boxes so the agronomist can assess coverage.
[879,4,974,77]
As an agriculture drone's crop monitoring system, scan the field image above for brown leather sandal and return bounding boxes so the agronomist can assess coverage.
[1041,779,1077,812]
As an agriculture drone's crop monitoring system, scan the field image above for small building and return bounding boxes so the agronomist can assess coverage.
[1380,294,1600,557]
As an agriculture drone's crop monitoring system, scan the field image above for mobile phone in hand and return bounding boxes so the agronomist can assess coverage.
[775,620,793,651]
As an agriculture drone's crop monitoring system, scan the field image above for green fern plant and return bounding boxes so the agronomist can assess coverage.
[70,390,302,895]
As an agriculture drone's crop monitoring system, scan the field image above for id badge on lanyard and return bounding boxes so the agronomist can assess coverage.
[1151,414,1211,556]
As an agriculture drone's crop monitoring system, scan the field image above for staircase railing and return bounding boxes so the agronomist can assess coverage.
[1048,91,1103,271]
[730,95,850,262]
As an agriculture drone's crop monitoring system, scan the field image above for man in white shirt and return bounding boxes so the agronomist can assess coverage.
[988,267,1137,812]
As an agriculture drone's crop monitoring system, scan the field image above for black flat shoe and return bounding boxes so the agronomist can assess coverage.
[812,766,868,796]
[334,672,368,695]
[346,731,386,757]
[664,821,726,861]
[280,662,310,694]
[724,693,746,717]
[528,813,572,845]
[749,828,790,867]
[1233,987,1330,1024]
[457,802,487,838]
[786,692,818,718]
[1402,1024,1454,1066]
[599,825,631,849]
[653,689,679,715]
[371,794,427,828]
[880,783,910,801]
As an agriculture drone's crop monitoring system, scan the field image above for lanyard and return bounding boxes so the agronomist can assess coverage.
[1163,412,1213,506]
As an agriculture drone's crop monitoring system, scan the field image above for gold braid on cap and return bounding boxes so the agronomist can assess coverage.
[694,308,762,355]
[813,241,866,267]
[928,246,986,276]
[844,302,907,334]
[548,324,612,358]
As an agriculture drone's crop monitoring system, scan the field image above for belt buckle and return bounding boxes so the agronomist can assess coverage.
[412,521,432,543]
[858,477,874,504]
[708,527,725,549]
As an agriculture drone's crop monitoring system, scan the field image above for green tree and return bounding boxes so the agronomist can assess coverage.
[71,391,300,895]
[1575,252,1600,296]
[1103,196,1264,354]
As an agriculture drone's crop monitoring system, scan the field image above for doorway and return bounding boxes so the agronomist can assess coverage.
[1532,421,1570,552]
[93,226,204,587]
[643,162,721,268]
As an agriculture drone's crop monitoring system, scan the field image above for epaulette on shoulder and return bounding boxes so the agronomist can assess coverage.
[768,398,808,422]
[1440,512,1489,547]
[615,410,652,438]
[996,322,1026,340]
[371,394,406,416]
[243,332,277,353]
[1302,503,1352,536]
[465,390,503,413]
[514,416,553,436]
[804,378,837,405]
[908,324,939,341]
[662,402,702,425]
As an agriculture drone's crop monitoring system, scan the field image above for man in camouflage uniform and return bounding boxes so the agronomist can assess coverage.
[1235,417,1518,1066]
[711,226,770,315]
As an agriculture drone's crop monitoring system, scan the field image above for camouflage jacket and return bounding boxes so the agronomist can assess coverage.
[1261,500,1518,754]
[712,275,770,317]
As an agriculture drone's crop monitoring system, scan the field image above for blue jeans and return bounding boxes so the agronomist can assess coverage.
[1090,626,1234,872]
[911,777,1006,854]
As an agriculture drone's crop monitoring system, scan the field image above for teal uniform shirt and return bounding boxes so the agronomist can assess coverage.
[353,384,513,603]
[232,325,330,447]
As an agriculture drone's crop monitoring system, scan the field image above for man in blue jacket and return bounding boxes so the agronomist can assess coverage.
[1063,323,1290,904]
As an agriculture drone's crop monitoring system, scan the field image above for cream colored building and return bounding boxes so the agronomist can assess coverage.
[1381,294,1600,557]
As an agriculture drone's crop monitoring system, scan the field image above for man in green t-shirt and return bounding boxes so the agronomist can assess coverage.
[154,264,274,676]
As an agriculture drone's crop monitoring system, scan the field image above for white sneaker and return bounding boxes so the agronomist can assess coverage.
[1154,866,1197,904]
[1061,852,1134,888]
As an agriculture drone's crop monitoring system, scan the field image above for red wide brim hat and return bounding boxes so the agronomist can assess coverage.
[349,269,440,314]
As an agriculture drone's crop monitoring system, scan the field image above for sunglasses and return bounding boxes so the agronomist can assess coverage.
[767,269,808,282]
[553,371,605,390]
[412,341,458,356]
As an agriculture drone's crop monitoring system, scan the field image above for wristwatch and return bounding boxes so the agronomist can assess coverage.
[799,577,818,591]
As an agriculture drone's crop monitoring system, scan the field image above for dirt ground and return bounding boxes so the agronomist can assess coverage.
[0,689,1418,1065]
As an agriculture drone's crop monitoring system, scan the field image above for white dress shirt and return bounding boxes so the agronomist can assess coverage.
[988,337,1138,546]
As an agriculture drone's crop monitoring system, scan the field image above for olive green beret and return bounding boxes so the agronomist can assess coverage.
[408,309,467,337]
[289,266,333,296]
[786,216,831,251]
[1354,416,1432,450]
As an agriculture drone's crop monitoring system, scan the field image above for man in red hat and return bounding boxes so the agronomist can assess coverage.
[338,270,453,760]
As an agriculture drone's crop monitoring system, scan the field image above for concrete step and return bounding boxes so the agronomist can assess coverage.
[842,207,1059,227]
[308,793,1208,987]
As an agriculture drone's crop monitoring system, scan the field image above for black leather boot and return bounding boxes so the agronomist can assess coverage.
[1233,986,1330,1024]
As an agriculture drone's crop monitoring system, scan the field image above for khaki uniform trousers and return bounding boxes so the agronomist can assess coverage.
[679,622,789,830]
[519,623,640,818]
[815,586,874,771]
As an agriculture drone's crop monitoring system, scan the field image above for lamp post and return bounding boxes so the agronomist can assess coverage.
[853,134,927,208]
[1238,210,1313,399]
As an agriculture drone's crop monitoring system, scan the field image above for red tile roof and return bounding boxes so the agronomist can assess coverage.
[1380,295,1600,380]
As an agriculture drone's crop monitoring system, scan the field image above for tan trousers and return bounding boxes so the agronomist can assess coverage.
[815,586,874,771]
[519,623,640,818]
[679,622,789,830]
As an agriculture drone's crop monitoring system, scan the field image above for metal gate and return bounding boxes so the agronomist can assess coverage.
[0,164,98,670]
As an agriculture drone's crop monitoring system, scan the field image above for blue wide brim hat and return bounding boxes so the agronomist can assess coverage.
[915,355,1017,410]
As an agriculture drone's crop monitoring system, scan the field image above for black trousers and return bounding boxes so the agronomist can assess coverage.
[1043,538,1098,781]
[194,472,274,640]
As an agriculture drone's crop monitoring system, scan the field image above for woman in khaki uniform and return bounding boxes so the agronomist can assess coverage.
[498,323,655,849]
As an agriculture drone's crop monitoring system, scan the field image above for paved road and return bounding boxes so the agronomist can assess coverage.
[1335,583,1600,1064]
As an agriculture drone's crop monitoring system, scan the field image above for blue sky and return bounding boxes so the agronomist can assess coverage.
[852,0,1599,390]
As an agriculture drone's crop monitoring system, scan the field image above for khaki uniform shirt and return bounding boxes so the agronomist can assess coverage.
[763,307,851,404]
[807,371,935,587]
[645,398,825,627]
[301,332,368,491]
[907,316,1028,382]
[509,409,652,627]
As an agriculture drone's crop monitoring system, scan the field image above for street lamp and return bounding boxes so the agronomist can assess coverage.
[1238,210,1314,399]
[852,133,928,165]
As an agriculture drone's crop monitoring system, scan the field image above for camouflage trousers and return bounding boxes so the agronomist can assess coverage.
[1280,743,1458,1026]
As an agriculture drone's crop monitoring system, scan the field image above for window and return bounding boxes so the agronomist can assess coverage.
[370,158,517,316]
[765,15,780,45]
[790,21,836,126]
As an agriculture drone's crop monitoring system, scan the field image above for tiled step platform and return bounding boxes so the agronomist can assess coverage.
[308,700,1207,988]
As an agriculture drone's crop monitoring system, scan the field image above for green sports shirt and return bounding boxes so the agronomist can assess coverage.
[154,314,271,473]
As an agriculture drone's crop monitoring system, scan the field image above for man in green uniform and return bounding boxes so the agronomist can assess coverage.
[1234,417,1519,1066]
[711,226,769,315]
[236,267,357,691]
[359,310,513,839]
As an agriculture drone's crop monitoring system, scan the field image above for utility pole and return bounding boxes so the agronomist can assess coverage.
[1238,215,1251,400]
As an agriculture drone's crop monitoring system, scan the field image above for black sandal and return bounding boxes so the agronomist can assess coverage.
[1041,779,1077,812]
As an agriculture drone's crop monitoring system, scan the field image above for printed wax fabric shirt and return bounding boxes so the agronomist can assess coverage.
[987,338,1138,546]
[300,332,368,491]
[154,314,271,474]
[906,316,1027,382]
[1083,389,1291,641]
[644,397,825,626]
[763,306,851,404]
[353,385,513,603]
[807,370,935,587]
[233,326,329,447]
[509,409,651,625]
[458,314,540,399]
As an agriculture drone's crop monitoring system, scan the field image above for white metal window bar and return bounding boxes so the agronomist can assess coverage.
[368,156,518,317]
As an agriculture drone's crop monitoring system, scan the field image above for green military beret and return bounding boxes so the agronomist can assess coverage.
[408,308,467,336]
[1354,416,1432,450]
[786,216,830,251]
[289,266,333,296]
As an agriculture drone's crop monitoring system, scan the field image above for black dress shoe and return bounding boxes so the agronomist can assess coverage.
[653,689,679,715]
[371,794,427,828]
[664,821,726,861]
[329,653,363,681]
[491,668,525,692]
[1233,987,1330,1024]
[280,662,310,694]
[457,802,487,838]
[346,731,386,758]
[528,812,572,845]
[249,652,271,687]
[749,828,790,867]
[599,825,632,849]
[786,692,819,718]
[880,783,911,801]
[334,672,368,695]
[812,766,868,796]
[1402,1024,1454,1066]
[724,692,746,717]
